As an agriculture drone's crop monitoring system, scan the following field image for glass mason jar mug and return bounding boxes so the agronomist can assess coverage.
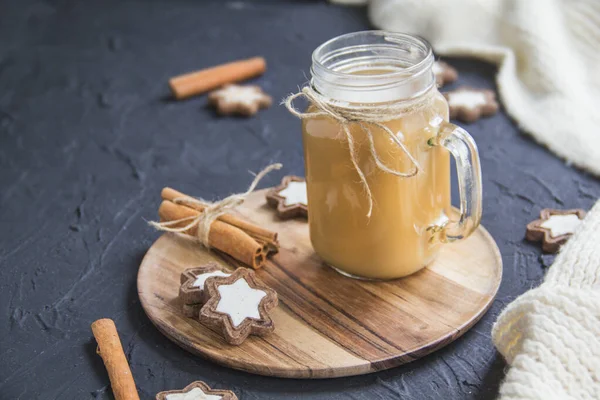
[289,31,482,280]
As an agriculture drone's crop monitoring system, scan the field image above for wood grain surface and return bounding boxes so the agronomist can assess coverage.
[138,189,502,379]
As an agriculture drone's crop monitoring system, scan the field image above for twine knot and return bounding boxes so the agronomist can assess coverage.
[284,86,431,217]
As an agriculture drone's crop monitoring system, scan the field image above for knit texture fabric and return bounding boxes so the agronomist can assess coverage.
[335,0,600,175]
[491,200,600,399]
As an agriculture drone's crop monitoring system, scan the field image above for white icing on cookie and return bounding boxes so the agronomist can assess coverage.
[216,86,267,107]
[447,91,487,109]
[216,278,267,328]
[278,181,308,206]
[166,387,222,400]
[193,271,230,289]
[540,214,582,237]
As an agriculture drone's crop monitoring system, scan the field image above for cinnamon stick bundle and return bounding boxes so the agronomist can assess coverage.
[161,187,279,253]
[158,200,267,268]
[91,319,140,400]
[158,188,279,269]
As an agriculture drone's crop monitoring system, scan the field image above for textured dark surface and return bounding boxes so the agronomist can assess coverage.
[1,1,598,399]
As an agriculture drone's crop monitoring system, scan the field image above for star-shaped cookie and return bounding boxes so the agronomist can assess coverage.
[179,263,231,317]
[526,208,586,253]
[199,268,278,345]
[208,84,272,116]
[443,87,499,122]
[155,380,238,400]
[433,61,458,87]
[266,175,308,219]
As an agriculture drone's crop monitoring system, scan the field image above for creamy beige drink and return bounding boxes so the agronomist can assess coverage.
[288,31,482,280]
[302,92,451,279]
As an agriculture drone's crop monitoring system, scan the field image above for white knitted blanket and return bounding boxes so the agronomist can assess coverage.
[331,0,600,175]
[492,200,600,399]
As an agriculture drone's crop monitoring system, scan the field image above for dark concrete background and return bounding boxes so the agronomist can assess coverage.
[1,1,598,399]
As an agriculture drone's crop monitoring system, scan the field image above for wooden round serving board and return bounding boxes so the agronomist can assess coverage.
[138,189,502,379]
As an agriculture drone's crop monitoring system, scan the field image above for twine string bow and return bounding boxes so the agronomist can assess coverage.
[149,163,282,247]
[284,86,428,217]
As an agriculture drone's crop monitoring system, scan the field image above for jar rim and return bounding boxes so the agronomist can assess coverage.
[312,31,433,79]
[310,31,435,103]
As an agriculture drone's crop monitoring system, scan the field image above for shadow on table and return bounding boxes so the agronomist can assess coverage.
[84,340,111,398]
[475,354,506,400]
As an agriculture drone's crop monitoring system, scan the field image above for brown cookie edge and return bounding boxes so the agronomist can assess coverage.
[199,268,278,346]
[156,380,238,400]
[265,175,308,219]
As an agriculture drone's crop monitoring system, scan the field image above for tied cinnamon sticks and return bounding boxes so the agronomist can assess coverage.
[91,319,139,400]
[158,187,278,269]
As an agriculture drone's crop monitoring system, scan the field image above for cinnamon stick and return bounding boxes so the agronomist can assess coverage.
[159,200,266,269]
[161,187,278,247]
[91,319,140,400]
[169,57,266,100]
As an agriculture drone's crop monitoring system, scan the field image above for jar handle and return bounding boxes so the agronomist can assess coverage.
[428,122,482,243]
